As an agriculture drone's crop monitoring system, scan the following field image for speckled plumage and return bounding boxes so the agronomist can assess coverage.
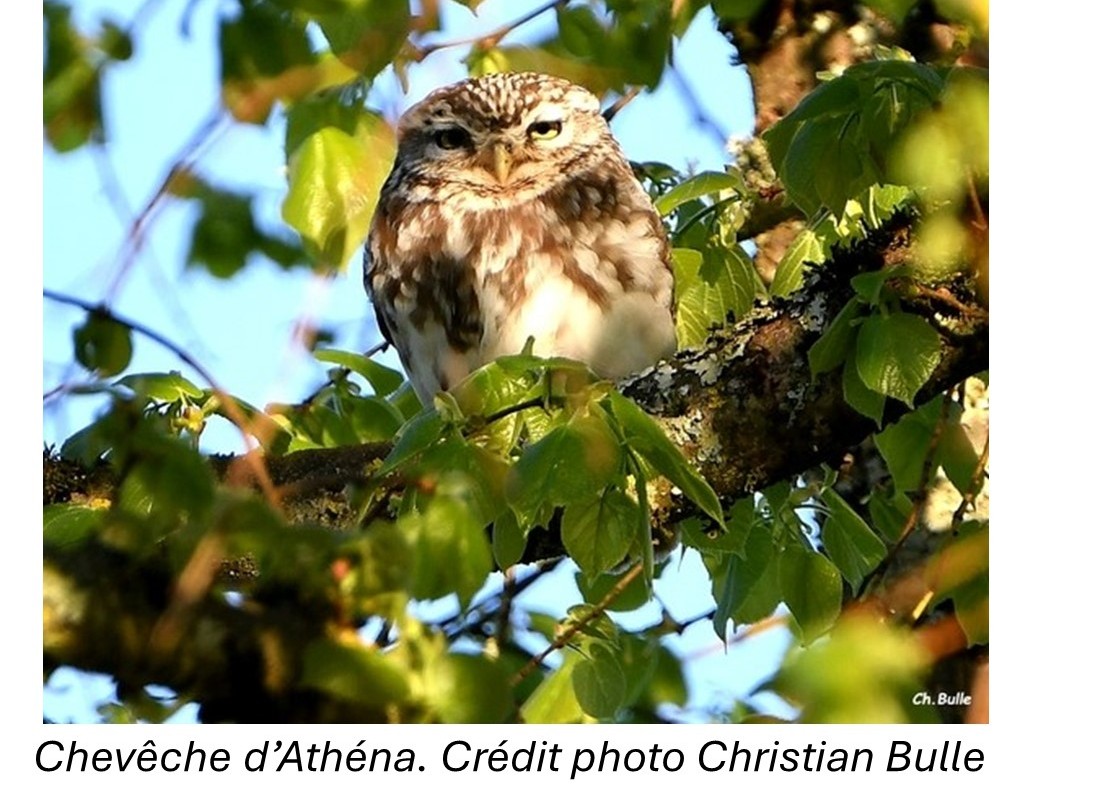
[364,72,676,404]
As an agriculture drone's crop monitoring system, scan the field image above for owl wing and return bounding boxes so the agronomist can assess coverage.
[363,241,399,352]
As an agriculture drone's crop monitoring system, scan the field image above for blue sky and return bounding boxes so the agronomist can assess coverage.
[43,0,791,723]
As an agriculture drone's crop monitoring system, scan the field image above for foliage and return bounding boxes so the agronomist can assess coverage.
[43,0,989,724]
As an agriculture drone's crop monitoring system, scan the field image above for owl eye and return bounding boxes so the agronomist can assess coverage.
[527,120,563,141]
[433,127,472,150]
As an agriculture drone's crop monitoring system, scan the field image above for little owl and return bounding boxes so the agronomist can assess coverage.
[364,72,676,404]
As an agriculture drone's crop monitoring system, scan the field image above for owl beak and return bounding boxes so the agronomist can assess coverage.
[489,142,513,185]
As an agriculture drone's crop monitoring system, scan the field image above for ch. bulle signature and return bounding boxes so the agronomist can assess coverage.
[912,691,972,707]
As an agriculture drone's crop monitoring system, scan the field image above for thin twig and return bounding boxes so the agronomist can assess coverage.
[442,558,561,642]
[103,107,228,301]
[416,0,568,58]
[603,86,643,122]
[495,569,517,647]
[966,169,988,231]
[682,613,788,661]
[669,65,731,146]
[893,277,989,321]
[510,561,643,686]
[951,436,989,532]
[91,145,204,344]
[43,289,281,508]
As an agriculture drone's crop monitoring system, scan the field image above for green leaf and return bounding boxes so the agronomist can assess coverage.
[679,497,753,556]
[314,348,404,395]
[43,504,103,547]
[117,372,203,402]
[492,509,527,570]
[73,312,133,378]
[843,358,886,425]
[449,355,551,421]
[655,171,740,217]
[424,653,514,723]
[574,566,651,612]
[119,435,217,527]
[781,115,865,216]
[711,553,748,641]
[561,488,641,580]
[764,76,862,170]
[572,645,627,719]
[808,299,864,376]
[562,605,620,648]
[819,489,887,589]
[864,184,914,228]
[855,313,942,406]
[607,391,724,527]
[733,525,782,624]
[947,524,989,646]
[868,490,911,542]
[557,5,609,58]
[937,420,981,492]
[614,634,660,709]
[850,267,902,306]
[346,396,405,442]
[779,543,842,643]
[875,405,937,491]
[301,638,409,710]
[219,1,318,122]
[637,644,688,709]
[506,413,623,524]
[282,112,395,268]
[315,0,410,78]
[379,410,445,476]
[708,512,774,637]
[401,494,493,608]
[770,227,825,298]
[43,2,104,151]
[522,655,584,723]
[674,245,758,349]
[711,0,767,22]
[774,616,928,722]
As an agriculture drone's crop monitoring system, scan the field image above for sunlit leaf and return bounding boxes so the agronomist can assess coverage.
[655,171,740,217]
[314,348,404,395]
[522,655,584,724]
[282,111,396,268]
[117,372,204,403]
[674,245,758,349]
[401,494,493,608]
[43,504,103,547]
[506,413,623,524]
[770,227,824,298]
[855,313,942,406]
[562,488,640,580]
[424,653,514,722]
[607,391,724,527]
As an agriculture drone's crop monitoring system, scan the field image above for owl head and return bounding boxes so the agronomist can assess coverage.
[390,72,615,200]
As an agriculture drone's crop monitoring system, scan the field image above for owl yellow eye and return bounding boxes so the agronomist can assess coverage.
[433,127,471,150]
[528,120,562,141]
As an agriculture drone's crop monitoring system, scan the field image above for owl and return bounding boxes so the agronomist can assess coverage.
[364,72,676,404]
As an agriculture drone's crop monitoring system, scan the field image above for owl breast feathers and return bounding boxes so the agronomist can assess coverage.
[364,71,676,404]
